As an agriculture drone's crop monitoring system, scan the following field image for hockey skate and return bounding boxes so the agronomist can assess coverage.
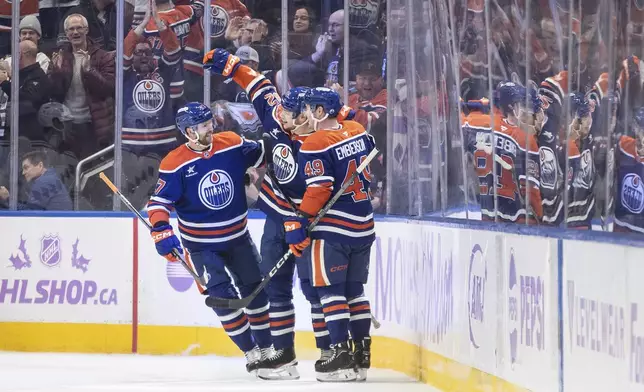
[315,348,333,369]
[244,347,262,375]
[257,347,300,380]
[315,341,357,382]
[353,337,371,381]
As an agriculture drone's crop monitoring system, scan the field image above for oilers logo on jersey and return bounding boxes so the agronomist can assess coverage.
[198,170,235,210]
[133,80,166,114]
[272,144,297,183]
[208,5,229,37]
[574,150,594,190]
[539,147,557,190]
[621,173,644,214]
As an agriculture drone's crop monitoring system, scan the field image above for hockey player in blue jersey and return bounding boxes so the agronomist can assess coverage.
[283,87,376,382]
[203,47,334,380]
[146,102,273,375]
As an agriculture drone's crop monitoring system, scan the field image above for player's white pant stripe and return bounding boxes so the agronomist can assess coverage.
[180,228,248,243]
[348,296,368,305]
[320,296,346,305]
[270,310,295,318]
[179,211,247,228]
[314,331,330,337]
[325,313,350,322]
[311,226,376,237]
[250,323,270,330]
[314,240,331,286]
[350,314,373,322]
[227,322,250,336]
[271,327,295,336]
[219,309,244,322]
[246,304,270,314]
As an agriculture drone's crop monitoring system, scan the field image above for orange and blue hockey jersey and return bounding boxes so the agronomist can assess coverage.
[225,64,309,221]
[144,3,205,76]
[463,101,542,223]
[614,136,644,233]
[298,121,376,244]
[147,132,265,251]
[122,27,184,151]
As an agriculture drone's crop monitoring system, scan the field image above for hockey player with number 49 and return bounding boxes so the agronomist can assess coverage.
[146,102,273,375]
[202,47,337,380]
[284,87,376,382]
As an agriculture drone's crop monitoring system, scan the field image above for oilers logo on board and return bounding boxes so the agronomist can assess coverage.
[207,5,229,38]
[621,173,644,214]
[272,144,297,183]
[133,79,165,114]
[539,147,557,190]
[198,170,234,210]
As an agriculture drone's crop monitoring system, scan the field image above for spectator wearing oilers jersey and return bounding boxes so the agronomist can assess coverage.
[284,87,376,382]
[147,102,273,374]
[121,0,185,210]
[143,0,204,101]
[48,13,115,160]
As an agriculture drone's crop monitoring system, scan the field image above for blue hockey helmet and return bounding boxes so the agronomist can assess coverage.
[176,102,214,137]
[494,81,540,114]
[282,86,310,117]
[303,87,343,117]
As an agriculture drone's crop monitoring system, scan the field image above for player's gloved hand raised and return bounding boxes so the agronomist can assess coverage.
[203,48,240,77]
[284,216,311,257]
[150,224,183,262]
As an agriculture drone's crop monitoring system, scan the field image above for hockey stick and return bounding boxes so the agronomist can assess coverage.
[263,161,382,329]
[205,147,381,311]
[99,172,207,286]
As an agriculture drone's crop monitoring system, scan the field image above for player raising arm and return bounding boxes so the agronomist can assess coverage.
[203,48,336,380]
[283,87,376,382]
[146,102,272,375]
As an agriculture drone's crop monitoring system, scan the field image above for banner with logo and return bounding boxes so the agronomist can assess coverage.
[0,217,133,324]
[499,234,558,391]
[563,240,644,392]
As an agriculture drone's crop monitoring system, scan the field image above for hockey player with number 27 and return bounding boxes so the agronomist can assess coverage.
[203,47,337,380]
[146,102,273,375]
[284,87,376,382]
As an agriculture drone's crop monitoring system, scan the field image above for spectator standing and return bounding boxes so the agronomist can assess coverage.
[58,0,128,52]
[1,40,52,144]
[3,15,51,73]
[49,13,115,160]
[0,151,72,210]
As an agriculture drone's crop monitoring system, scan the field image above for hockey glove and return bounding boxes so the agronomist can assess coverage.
[284,216,311,257]
[203,48,241,77]
[150,224,183,262]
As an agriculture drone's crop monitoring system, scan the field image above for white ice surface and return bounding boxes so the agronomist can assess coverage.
[0,352,441,392]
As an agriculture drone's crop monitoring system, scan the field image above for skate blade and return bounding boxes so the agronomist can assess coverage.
[356,368,368,382]
[258,362,300,381]
[316,368,357,382]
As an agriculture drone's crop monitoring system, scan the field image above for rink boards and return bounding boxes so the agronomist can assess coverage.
[2,213,644,392]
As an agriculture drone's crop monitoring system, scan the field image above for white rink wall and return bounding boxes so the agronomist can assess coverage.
[1,212,644,391]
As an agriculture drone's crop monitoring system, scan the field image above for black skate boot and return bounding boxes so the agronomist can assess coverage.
[315,341,357,382]
[257,347,300,380]
[244,347,262,375]
[353,337,371,381]
[315,348,333,369]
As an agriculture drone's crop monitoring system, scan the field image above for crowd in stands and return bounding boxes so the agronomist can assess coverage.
[0,0,640,236]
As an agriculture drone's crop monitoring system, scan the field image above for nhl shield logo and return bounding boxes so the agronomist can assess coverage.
[40,235,61,267]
